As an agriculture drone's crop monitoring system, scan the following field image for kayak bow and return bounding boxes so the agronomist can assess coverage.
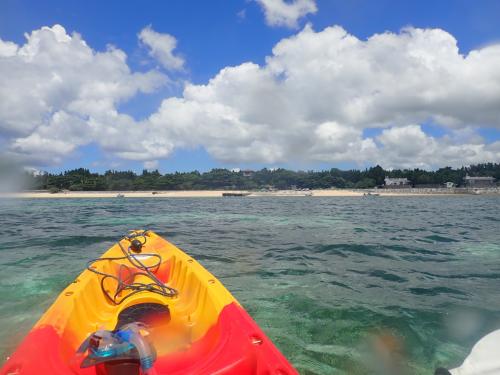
[1,230,297,375]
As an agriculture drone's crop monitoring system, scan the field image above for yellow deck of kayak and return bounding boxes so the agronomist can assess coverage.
[34,230,237,359]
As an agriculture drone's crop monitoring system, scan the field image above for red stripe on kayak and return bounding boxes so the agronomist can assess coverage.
[154,302,297,374]
[1,303,297,375]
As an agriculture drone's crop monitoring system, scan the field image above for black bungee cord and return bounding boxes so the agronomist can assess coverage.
[86,230,178,305]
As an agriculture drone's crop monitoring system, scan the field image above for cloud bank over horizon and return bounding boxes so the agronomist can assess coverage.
[0,23,499,171]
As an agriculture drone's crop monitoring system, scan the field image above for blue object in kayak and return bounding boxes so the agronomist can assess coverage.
[77,322,156,371]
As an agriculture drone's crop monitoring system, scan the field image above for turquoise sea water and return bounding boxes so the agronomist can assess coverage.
[0,196,499,374]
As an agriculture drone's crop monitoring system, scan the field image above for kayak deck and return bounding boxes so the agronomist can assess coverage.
[2,231,297,375]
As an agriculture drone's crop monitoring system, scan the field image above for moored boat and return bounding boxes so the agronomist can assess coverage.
[1,230,297,375]
[222,192,251,197]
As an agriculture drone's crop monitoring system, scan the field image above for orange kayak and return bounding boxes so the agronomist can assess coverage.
[1,230,297,375]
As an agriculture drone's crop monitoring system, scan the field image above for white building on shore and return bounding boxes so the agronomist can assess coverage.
[384,177,410,187]
[464,175,496,188]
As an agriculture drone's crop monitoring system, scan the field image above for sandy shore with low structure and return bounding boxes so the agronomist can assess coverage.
[1,188,498,198]
[1,190,226,198]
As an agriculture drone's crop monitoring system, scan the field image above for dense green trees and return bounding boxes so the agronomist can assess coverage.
[18,163,499,191]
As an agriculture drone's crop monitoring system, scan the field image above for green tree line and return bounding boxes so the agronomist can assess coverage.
[16,163,500,191]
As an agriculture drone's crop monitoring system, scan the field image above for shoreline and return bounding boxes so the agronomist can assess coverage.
[1,188,498,198]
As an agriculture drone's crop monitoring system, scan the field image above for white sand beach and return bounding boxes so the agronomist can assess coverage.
[1,188,490,199]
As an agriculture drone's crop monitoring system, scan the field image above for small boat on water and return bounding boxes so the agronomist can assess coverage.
[363,192,380,197]
[116,193,125,198]
[1,231,297,375]
[222,192,251,197]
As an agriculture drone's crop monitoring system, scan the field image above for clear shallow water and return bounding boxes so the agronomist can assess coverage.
[1,196,500,374]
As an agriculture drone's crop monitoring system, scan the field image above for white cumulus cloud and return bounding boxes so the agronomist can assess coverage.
[255,0,317,28]
[138,26,184,70]
[376,125,500,169]
[138,25,500,168]
[0,25,168,165]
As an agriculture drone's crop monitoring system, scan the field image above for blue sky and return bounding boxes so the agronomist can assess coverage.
[1,0,499,172]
